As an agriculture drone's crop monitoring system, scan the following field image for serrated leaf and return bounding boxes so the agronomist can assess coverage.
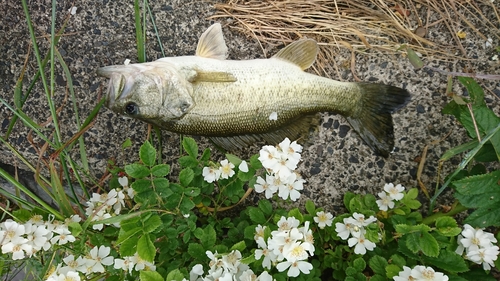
[141,270,164,281]
[188,243,205,259]
[230,241,246,252]
[395,224,412,234]
[179,155,198,168]
[182,137,198,158]
[258,199,273,216]
[422,249,469,273]
[143,215,162,233]
[353,257,366,271]
[345,266,358,276]
[369,256,388,275]
[179,168,194,187]
[120,235,139,256]
[138,234,156,262]
[151,164,170,177]
[125,164,150,179]
[453,170,500,227]
[406,232,421,253]
[420,232,439,257]
[385,264,402,279]
[140,141,156,166]
[305,200,316,215]
[389,254,406,268]
[165,269,185,281]
[363,194,377,209]
[180,197,195,213]
[184,187,201,197]
[248,207,266,224]
[201,225,216,249]
[153,177,169,189]
[436,217,461,237]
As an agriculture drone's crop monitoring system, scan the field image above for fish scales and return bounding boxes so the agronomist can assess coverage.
[98,23,410,156]
[157,56,359,136]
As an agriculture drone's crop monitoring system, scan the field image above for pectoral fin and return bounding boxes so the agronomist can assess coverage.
[196,23,228,60]
[272,39,318,70]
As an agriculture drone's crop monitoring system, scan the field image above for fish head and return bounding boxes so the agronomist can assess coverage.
[97,62,194,123]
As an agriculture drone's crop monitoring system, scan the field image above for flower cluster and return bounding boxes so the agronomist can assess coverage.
[114,252,156,273]
[254,138,305,201]
[376,183,405,211]
[254,216,315,277]
[202,159,248,183]
[455,224,499,270]
[0,215,80,260]
[187,250,272,281]
[335,213,378,255]
[393,265,448,281]
[46,245,116,281]
[85,176,134,230]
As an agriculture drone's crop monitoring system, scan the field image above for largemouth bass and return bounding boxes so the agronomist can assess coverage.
[98,23,410,157]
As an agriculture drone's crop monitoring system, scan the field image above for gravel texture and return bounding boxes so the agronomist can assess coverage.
[0,0,499,216]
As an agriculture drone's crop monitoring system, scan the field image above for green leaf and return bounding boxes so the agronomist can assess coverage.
[125,164,150,179]
[122,138,133,149]
[389,254,406,268]
[188,243,205,259]
[230,241,246,252]
[180,197,195,213]
[258,199,273,216]
[453,170,500,227]
[184,187,201,197]
[385,264,402,279]
[151,164,170,177]
[120,235,139,256]
[348,195,364,213]
[305,200,316,215]
[165,269,185,281]
[153,178,169,190]
[141,270,164,281]
[201,225,216,249]
[345,266,358,276]
[369,256,388,275]
[138,234,156,262]
[422,249,469,273]
[179,168,194,187]
[226,153,242,166]
[353,257,366,271]
[287,208,303,223]
[406,47,424,69]
[344,191,357,211]
[182,137,198,158]
[458,268,497,281]
[143,215,162,233]
[370,274,388,281]
[420,232,439,257]
[140,141,157,166]
[248,207,266,224]
[179,155,198,168]
[435,217,461,237]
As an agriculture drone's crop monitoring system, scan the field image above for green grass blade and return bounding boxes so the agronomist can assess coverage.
[147,1,165,57]
[54,48,89,172]
[134,0,146,62]
[0,167,64,220]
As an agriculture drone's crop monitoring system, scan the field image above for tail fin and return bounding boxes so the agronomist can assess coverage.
[346,83,411,157]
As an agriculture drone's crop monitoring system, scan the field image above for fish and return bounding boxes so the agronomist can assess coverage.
[97,23,410,157]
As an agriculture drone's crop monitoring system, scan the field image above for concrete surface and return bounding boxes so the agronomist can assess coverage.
[0,0,499,216]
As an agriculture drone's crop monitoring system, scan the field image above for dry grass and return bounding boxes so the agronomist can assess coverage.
[212,0,500,77]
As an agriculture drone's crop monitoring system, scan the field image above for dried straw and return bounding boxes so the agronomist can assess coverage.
[212,0,500,76]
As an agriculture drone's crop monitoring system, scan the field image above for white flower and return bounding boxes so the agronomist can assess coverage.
[202,166,221,183]
[219,159,235,179]
[276,216,300,231]
[88,245,114,273]
[278,138,302,164]
[118,176,136,198]
[347,232,376,255]
[259,145,280,171]
[384,183,405,201]
[221,250,242,273]
[56,271,81,281]
[376,191,395,211]
[24,223,50,254]
[257,271,273,281]
[190,264,204,280]
[255,238,276,270]
[276,260,313,277]
[467,246,500,270]
[254,224,266,242]
[284,241,309,262]
[411,265,449,281]
[314,211,333,229]
[278,173,303,201]
[50,226,75,245]
[335,218,357,240]
[114,256,135,273]
[254,176,278,199]
[393,266,413,281]
[238,160,249,172]
[459,224,497,252]
[59,255,87,275]
[1,236,31,260]
[351,212,377,227]
[0,220,25,245]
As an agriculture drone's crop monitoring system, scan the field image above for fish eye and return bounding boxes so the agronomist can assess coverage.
[124,102,139,115]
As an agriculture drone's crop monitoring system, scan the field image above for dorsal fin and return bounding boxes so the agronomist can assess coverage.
[272,39,318,70]
[195,23,228,60]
